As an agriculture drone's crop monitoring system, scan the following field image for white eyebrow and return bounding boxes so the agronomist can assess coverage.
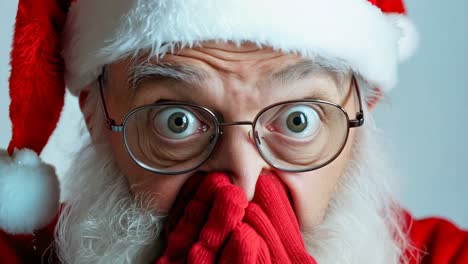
[127,57,350,96]
[270,58,351,90]
[128,62,208,91]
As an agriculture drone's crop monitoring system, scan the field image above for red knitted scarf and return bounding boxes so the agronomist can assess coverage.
[155,172,316,264]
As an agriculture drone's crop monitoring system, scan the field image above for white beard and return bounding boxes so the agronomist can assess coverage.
[54,141,166,264]
[55,91,409,264]
[302,113,410,264]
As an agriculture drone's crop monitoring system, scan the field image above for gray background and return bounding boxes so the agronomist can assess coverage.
[1,1,467,227]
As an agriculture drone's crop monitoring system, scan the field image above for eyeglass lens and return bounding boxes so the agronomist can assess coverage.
[123,104,219,174]
[122,102,350,174]
[253,102,349,171]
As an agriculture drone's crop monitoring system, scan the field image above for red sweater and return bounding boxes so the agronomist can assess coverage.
[1,212,467,264]
[404,212,468,263]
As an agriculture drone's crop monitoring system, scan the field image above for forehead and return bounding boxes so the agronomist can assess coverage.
[108,42,351,109]
[125,41,347,80]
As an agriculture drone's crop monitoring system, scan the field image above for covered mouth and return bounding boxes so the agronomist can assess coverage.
[157,171,315,263]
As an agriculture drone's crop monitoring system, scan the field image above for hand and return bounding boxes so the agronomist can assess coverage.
[156,172,316,264]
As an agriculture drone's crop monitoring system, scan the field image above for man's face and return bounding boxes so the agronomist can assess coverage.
[99,42,357,231]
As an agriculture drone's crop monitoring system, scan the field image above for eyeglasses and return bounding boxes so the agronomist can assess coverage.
[99,73,364,175]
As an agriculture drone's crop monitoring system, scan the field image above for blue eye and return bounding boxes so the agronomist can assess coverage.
[274,105,321,139]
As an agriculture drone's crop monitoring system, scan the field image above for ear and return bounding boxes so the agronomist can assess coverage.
[366,87,383,112]
[78,89,92,133]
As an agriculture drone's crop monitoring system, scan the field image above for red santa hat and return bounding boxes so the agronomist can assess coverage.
[0,0,417,234]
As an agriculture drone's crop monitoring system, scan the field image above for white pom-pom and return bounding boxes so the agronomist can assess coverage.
[387,14,420,62]
[0,148,60,234]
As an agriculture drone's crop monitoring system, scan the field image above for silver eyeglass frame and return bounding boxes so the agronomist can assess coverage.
[98,68,365,175]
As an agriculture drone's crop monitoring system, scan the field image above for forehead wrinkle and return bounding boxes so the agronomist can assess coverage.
[127,62,208,93]
[267,59,349,95]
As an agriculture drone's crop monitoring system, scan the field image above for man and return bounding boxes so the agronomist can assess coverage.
[0,0,467,263]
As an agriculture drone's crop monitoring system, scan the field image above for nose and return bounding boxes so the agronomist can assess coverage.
[199,125,271,201]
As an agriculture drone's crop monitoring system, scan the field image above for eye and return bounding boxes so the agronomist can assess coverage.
[269,105,321,139]
[154,107,207,139]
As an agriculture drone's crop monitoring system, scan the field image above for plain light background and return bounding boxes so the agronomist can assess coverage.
[1,1,467,227]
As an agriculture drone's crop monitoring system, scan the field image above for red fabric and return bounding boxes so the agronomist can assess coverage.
[7,0,70,155]
[404,211,468,263]
[1,192,468,263]
[0,231,22,264]
[0,213,59,263]
[156,172,317,264]
[368,0,407,14]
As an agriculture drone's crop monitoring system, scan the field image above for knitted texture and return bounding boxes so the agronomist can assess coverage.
[156,172,316,264]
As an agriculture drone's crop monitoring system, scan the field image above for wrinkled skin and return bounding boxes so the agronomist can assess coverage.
[83,42,359,232]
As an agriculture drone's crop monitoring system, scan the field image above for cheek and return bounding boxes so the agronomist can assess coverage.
[109,132,192,212]
[277,129,356,231]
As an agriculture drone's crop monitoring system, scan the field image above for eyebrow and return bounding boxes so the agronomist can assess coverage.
[128,62,208,92]
[268,59,350,93]
[128,58,350,95]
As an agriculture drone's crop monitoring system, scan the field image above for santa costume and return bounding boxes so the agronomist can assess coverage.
[1,0,467,263]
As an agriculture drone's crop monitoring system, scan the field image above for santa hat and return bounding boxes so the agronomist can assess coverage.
[0,0,417,234]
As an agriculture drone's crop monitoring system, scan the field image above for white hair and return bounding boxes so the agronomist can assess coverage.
[54,84,165,264]
[55,71,412,263]
[303,107,412,264]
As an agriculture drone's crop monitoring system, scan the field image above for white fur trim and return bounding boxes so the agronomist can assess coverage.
[63,0,417,94]
[0,149,60,234]
[387,14,419,62]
